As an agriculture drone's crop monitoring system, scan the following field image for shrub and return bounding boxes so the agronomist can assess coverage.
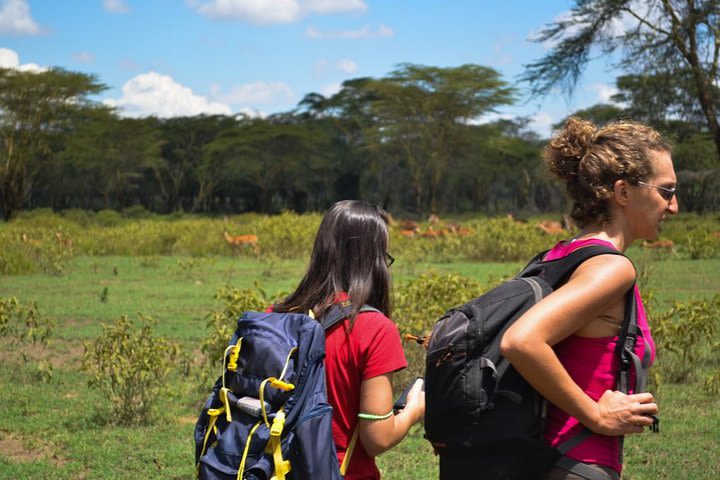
[652,294,720,383]
[393,272,487,390]
[253,211,319,260]
[0,297,55,383]
[122,204,155,219]
[94,209,123,227]
[82,314,180,425]
[683,229,720,259]
[0,225,75,275]
[0,296,54,346]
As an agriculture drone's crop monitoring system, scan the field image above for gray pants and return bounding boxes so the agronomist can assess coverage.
[546,463,620,480]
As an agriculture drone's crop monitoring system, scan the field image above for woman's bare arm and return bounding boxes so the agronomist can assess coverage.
[500,254,658,435]
[356,374,425,457]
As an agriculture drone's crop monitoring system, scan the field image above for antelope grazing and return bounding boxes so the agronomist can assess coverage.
[536,220,565,236]
[223,230,259,255]
[54,231,73,249]
[642,239,674,249]
[20,233,42,247]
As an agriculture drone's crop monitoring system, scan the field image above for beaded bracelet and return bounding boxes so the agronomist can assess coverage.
[357,410,394,421]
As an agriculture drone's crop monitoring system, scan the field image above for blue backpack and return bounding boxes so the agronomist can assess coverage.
[194,303,376,480]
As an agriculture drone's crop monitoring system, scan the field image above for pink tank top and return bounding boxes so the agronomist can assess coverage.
[542,238,655,474]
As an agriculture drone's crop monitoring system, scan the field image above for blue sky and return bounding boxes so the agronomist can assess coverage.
[0,0,622,137]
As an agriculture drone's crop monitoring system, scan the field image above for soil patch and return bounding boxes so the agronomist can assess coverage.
[0,432,67,466]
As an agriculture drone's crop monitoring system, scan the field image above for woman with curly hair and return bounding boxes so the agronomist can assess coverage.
[499,117,678,479]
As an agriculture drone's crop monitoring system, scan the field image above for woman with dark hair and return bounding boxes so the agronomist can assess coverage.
[274,200,425,479]
[499,117,678,479]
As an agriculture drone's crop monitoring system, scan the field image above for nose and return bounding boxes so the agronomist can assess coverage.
[667,194,679,214]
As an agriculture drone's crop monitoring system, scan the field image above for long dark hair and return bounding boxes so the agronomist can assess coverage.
[274,200,392,321]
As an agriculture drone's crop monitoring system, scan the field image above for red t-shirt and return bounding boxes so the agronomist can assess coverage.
[325,298,407,479]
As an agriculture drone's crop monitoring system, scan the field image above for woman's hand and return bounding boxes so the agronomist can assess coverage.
[401,378,425,424]
[588,390,658,436]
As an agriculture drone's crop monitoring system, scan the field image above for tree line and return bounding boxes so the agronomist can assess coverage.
[1,1,719,220]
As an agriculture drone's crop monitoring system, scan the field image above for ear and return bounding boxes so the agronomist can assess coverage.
[612,179,631,207]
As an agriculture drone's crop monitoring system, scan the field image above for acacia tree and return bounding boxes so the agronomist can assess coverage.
[522,0,720,161]
[360,64,515,213]
[201,116,329,212]
[0,67,106,219]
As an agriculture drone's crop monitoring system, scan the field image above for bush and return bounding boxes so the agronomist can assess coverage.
[0,296,54,345]
[82,314,180,425]
[683,229,720,259]
[94,209,123,227]
[0,297,54,382]
[393,272,487,390]
[652,294,720,383]
[59,208,96,227]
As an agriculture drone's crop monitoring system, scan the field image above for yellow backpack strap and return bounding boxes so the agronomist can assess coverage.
[196,407,225,478]
[236,420,263,480]
[265,408,292,480]
[340,427,359,476]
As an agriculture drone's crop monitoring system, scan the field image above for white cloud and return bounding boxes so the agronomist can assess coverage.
[587,82,618,103]
[72,51,95,64]
[0,47,44,72]
[210,80,295,107]
[304,0,366,14]
[193,0,366,23]
[335,58,357,74]
[103,0,129,13]
[195,0,302,24]
[473,112,514,126]
[306,23,393,39]
[104,72,232,118]
[0,0,41,35]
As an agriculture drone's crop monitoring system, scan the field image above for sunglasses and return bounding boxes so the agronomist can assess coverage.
[637,181,677,202]
[386,252,395,267]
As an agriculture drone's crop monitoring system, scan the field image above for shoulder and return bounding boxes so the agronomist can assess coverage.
[354,308,398,333]
[568,252,636,294]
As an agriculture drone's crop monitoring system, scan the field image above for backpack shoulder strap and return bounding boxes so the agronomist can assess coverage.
[519,244,628,288]
[319,303,381,331]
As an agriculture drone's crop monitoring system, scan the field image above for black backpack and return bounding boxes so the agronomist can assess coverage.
[424,245,652,479]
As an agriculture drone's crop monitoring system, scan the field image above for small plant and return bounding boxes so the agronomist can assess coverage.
[394,272,485,336]
[99,287,109,303]
[175,258,198,278]
[652,294,720,383]
[683,229,720,259]
[34,359,54,383]
[0,296,54,346]
[705,371,720,395]
[82,313,180,425]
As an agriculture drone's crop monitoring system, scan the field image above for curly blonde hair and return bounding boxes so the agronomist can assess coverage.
[544,117,671,227]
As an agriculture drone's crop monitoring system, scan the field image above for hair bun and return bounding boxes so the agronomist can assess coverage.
[544,116,596,181]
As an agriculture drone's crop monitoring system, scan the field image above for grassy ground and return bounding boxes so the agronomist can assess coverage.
[0,254,718,479]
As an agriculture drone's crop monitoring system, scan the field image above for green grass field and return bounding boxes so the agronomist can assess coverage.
[1,254,718,479]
